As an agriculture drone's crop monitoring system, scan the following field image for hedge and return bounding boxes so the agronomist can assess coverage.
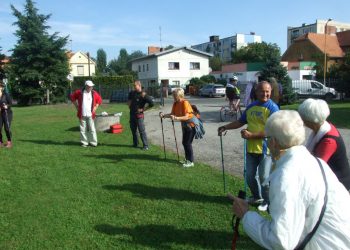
[71,75,134,90]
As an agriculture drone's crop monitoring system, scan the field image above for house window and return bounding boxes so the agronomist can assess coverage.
[143,65,145,72]
[77,65,84,76]
[190,62,200,70]
[138,65,141,72]
[147,64,149,71]
[168,62,180,70]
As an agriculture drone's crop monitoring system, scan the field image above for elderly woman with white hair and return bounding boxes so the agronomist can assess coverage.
[298,98,350,191]
[232,110,350,249]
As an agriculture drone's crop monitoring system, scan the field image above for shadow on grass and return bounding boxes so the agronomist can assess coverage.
[20,139,80,146]
[94,223,232,249]
[102,183,228,204]
[66,126,80,132]
[86,153,179,164]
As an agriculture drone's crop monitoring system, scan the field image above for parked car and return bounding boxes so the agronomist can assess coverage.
[291,80,337,102]
[168,85,185,94]
[198,84,225,97]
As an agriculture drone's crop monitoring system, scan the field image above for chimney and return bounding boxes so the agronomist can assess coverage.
[148,46,161,55]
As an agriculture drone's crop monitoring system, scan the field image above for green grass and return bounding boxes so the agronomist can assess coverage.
[0,103,263,249]
[282,99,350,129]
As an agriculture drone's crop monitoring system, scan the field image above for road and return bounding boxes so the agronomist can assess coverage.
[144,96,350,177]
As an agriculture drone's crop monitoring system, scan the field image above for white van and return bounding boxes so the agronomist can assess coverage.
[291,80,337,102]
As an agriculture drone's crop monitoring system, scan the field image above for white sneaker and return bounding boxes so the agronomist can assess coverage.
[182,161,194,168]
[246,197,264,205]
[258,202,268,212]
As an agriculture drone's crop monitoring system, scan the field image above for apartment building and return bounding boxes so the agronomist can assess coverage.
[287,19,350,48]
[191,33,262,63]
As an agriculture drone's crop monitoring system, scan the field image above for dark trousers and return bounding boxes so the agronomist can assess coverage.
[182,126,195,162]
[130,115,148,147]
[0,109,12,142]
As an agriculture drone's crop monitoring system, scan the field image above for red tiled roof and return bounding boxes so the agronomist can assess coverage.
[294,33,343,58]
[336,30,350,47]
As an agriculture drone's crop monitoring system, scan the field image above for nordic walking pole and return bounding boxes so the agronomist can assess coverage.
[159,114,166,159]
[171,119,180,162]
[243,138,247,195]
[220,132,227,193]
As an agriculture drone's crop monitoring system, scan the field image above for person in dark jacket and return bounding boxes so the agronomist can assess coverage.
[298,98,350,191]
[0,82,13,148]
[127,80,154,150]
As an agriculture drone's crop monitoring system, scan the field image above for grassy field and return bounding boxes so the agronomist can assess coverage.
[0,103,263,249]
[282,99,350,128]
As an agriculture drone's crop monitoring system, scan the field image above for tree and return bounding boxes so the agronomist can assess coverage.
[0,45,5,80]
[330,51,350,96]
[231,42,281,63]
[127,50,146,70]
[200,75,216,83]
[164,45,174,50]
[96,48,107,75]
[209,56,222,71]
[9,0,69,105]
[259,52,296,104]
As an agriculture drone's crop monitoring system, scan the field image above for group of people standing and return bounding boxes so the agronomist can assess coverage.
[217,80,350,249]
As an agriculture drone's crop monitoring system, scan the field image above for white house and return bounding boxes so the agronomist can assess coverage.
[67,51,96,77]
[131,47,213,89]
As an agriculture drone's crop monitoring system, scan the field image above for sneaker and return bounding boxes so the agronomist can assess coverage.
[89,143,97,147]
[81,143,88,147]
[182,161,194,168]
[132,144,138,148]
[179,159,186,164]
[246,197,264,205]
[5,141,12,148]
[141,146,149,151]
[258,202,268,212]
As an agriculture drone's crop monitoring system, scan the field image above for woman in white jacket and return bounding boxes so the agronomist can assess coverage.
[232,110,350,249]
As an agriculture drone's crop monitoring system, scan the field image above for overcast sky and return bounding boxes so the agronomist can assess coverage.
[0,0,349,60]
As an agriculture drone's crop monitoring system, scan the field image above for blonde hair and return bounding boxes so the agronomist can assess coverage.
[172,88,184,98]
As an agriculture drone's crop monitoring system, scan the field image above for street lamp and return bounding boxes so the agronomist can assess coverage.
[87,52,91,77]
[323,18,332,86]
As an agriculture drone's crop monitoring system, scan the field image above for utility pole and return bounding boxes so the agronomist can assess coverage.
[87,52,91,77]
[159,26,162,49]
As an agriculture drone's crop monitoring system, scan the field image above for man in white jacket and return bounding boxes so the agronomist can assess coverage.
[232,110,350,249]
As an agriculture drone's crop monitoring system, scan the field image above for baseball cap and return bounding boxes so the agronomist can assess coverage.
[85,80,94,87]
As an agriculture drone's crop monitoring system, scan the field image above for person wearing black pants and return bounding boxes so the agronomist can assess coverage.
[160,88,196,168]
[127,80,154,150]
[182,125,195,163]
[0,82,13,148]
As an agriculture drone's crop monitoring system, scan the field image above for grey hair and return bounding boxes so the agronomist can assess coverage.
[298,98,330,124]
[173,88,184,98]
[265,110,305,149]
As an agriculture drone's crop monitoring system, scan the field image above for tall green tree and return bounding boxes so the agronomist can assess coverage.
[209,56,222,71]
[0,44,5,80]
[258,48,296,104]
[96,48,107,75]
[9,0,69,105]
[231,42,281,63]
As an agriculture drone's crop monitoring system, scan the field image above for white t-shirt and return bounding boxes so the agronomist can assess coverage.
[82,90,92,117]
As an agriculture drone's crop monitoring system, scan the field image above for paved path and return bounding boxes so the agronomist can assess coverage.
[144,96,350,177]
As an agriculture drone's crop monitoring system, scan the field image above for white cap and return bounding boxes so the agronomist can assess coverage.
[85,80,94,87]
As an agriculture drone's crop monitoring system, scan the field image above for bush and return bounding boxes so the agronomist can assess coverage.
[71,75,134,90]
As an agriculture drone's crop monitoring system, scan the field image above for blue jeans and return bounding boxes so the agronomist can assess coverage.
[246,153,272,201]
[258,155,273,203]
